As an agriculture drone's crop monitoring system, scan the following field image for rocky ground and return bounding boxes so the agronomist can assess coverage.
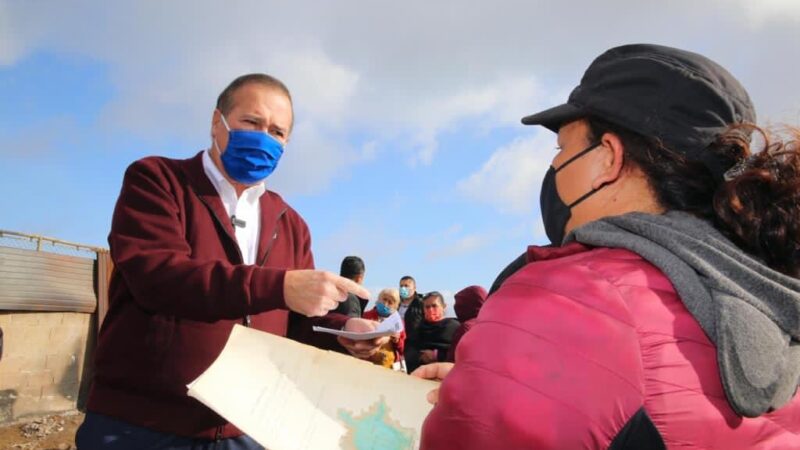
[0,413,82,450]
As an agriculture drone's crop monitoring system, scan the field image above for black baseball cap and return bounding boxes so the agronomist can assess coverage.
[522,44,755,170]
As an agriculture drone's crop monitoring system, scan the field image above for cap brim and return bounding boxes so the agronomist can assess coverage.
[521,103,584,132]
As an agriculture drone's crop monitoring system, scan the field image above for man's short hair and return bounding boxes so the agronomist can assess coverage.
[216,73,293,117]
[400,275,416,285]
[340,256,365,280]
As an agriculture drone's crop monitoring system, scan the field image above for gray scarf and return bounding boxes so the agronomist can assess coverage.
[567,211,800,417]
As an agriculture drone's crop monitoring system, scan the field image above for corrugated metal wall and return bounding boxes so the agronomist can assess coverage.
[0,246,97,313]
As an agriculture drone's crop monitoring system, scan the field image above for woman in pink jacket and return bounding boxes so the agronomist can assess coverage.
[414,44,800,449]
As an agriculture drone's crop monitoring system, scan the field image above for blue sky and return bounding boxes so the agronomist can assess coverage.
[1,1,799,311]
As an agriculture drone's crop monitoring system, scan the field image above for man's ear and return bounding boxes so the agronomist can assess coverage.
[592,132,625,189]
[210,109,222,140]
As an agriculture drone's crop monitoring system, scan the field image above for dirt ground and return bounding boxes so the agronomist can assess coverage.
[0,412,82,450]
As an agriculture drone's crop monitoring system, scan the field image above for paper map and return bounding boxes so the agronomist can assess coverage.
[187,324,437,450]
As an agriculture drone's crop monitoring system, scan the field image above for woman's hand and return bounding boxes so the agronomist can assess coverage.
[411,362,454,404]
[336,318,389,359]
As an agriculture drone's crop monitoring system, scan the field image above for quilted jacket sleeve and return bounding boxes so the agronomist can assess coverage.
[421,252,646,449]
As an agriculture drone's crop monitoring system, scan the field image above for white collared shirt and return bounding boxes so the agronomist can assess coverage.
[398,302,409,319]
[202,149,266,265]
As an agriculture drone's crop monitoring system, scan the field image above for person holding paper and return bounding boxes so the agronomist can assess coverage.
[76,73,381,450]
[363,288,407,371]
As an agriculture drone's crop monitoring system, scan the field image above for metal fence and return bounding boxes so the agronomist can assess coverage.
[0,229,106,260]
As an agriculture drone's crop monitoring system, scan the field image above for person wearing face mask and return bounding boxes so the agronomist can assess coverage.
[414,44,800,449]
[362,288,407,371]
[404,292,459,373]
[397,275,425,372]
[76,74,387,450]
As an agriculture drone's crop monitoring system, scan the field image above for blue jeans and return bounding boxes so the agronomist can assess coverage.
[75,412,264,450]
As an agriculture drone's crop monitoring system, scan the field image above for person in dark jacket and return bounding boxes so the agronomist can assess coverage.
[75,73,383,450]
[397,275,424,371]
[333,256,369,318]
[405,291,459,373]
[414,44,800,449]
[398,275,424,333]
[445,285,487,363]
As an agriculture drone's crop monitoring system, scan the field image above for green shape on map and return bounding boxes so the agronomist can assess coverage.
[338,397,415,450]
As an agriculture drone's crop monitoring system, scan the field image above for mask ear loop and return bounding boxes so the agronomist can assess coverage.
[218,111,232,131]
[212,111,231,154]
[566,182,609,209]
[551,141,607,209]
[554,141,601,173]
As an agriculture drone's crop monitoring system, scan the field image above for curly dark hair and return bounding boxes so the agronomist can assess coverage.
[712,126,800,276]
[587,118,800,277]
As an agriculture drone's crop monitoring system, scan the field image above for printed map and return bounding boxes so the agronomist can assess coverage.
[187,325,437,450]
[338,396,415,450]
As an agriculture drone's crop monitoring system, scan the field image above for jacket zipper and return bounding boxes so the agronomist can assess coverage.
[195,195,245,264]
[244,207,287,327]
[197,195,288,328]
[258,207,287,267]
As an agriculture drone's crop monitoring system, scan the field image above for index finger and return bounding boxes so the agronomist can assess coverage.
[334,276,370,300]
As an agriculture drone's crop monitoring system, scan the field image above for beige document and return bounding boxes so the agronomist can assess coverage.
[187,324,438,450]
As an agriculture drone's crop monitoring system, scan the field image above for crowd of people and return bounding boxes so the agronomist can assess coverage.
[327,254,489,374]
[74,42,800,449]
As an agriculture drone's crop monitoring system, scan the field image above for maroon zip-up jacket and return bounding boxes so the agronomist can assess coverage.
[86,151,349,439]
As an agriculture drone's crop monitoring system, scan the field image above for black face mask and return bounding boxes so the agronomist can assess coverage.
[539,141,603,245]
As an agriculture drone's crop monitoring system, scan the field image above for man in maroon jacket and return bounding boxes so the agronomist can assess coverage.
[76,74,386,450]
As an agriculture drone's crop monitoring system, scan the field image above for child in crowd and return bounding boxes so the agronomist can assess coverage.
[363,288,406,372]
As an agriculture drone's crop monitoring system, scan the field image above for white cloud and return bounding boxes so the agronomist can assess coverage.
[267,120,365,195]
[425,233,489,261]
[458,131,556,215]
[359,140,378,161]
[275,48,360,124]
[1,116,77,158]
[404,76,543,165]
[0,2,21,65]
[2,0,799,190]
[733,0,800,25]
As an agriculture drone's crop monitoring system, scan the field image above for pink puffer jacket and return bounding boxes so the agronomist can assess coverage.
[421,243,800,449]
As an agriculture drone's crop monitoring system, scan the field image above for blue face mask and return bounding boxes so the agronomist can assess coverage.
[376,302,393,318]
[399,286,410,300]
[216,113,284,184]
